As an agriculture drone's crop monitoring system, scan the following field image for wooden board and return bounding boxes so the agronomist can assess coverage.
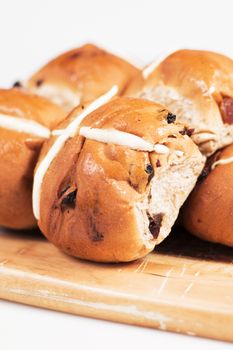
[0,228,233,342]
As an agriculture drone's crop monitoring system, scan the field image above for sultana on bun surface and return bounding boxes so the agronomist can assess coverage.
[35,97,204,262]
[27,44,139,111]
[125,49,233,156]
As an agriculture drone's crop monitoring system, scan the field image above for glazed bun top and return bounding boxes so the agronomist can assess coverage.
[27,44,139,111]
[125,49,233,156]
[0,88,66,130]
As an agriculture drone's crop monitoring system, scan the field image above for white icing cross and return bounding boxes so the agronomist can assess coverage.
[0,113,50,138]
[79,127,169,154]
[32,84,182,221]
[32,85,118,220]
[211,156,233,170]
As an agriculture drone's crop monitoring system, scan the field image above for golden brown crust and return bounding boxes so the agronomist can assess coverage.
[181,143,233,247]
[0,88,66,229]
[125,49,233,156]
[0,88,66,129]
[28,44,139,111]
[38,97,203,262]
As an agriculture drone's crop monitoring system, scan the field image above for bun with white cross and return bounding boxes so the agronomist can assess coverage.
[0,88,65,229]
[181,143,233,247]
[33,91,204,262]
[125,49,233,157]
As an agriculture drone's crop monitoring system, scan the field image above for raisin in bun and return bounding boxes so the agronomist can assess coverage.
[181,143,233,247]
[0,88,66,229]
[33,96,204,262]
[125,49,233,156]
[27,44,139,111]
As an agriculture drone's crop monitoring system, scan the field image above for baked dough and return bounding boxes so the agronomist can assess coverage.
[35,97,204,262]
[181,143,233,247]
[27,44,139,111]
[0,88,65,229]
[125,49,233,156]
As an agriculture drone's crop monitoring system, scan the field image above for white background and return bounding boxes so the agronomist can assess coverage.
[0,0,233,349]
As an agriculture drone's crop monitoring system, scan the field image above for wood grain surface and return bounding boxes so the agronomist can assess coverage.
[0,228,233,342]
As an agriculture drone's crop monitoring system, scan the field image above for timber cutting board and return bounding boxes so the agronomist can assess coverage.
[0,228,233,342]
